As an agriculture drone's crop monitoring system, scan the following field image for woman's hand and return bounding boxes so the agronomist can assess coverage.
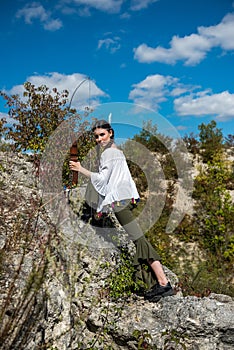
[69,161,91,178]
[69,161,81,172]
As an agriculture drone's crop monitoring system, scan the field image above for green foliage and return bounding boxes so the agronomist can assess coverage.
[224,134,234,148]
[0,81,96,189]
[121,120,177,196]
[171,145,234,297]
[129,119,234,297]
[183,132,199,155]
[161,153,178,180]
[132,120,173,154]
[0,82,74,153]
[0,117,11,151]
[174,215,200,243]
[126,159,148,192]
[177,257,234,297]
[0,116,7,138]
[130,120,177,181]
[132,329,156,349]
[198,120,223,162]
[105,247,146,299]
[162,329,188,350]
[193,155,234,262]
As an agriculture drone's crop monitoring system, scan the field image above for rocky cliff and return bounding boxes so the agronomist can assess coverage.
[0,152,233,350]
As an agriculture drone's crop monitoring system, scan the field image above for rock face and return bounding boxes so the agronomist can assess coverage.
[0,152,233,350]
[86,293,234,350]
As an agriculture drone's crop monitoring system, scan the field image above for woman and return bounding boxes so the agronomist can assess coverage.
[69,119,174,302]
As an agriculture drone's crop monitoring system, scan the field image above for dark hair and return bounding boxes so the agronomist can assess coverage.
[91,119,114,139]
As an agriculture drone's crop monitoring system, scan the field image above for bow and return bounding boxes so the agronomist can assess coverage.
[68,77,91,187]
[70,140,78,186]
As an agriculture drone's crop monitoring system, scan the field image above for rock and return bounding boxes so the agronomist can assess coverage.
[0,151,233,350]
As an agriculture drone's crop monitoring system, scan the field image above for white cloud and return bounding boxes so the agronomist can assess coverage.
[198,13,234,50]
[69,0,123,14]
[120,12,131,19]
[16,2,63,31]
[16,2,48,24]
[134,34,212,66]
[43,19,63,31]
[130,0,159,11]
[134,12,234,65]
[174,91,234,121]
[170,87,190,97]
[61,0,157,15]
[97,37,121,53]
[4,73,107,109]
[129,74,234,121]
[129,74,179,110]
[170,34,212,65]
[16,0,159,26]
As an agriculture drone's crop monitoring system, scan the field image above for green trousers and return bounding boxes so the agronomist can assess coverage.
[114,201,160,289]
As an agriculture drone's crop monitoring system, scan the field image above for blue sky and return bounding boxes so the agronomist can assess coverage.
[1,0,234,139]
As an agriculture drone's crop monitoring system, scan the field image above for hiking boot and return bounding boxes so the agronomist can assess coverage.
[144,282,174,302]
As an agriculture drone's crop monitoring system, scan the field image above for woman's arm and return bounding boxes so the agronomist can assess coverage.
[69,161,91,178]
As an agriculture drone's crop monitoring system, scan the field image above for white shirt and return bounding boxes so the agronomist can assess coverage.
[91,147,139,212]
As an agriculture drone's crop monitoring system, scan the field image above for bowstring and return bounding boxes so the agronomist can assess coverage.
[67,77,92,190]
